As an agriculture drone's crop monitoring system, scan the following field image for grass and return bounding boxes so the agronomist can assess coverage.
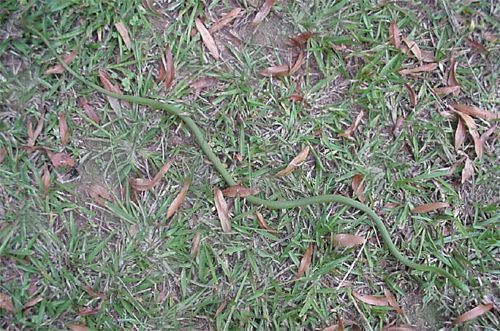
[0,0,499,330]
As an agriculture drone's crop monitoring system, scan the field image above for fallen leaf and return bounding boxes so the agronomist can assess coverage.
[351,174,365,203]
[411,202,449,214]
[27,108,46,147]
[447,58,460,93]
[465,39,487,53]
[332,234,366,248]
[67,324,89,331]
[130,161,172,191]
[78,97,100,123]
[78,307,100,316]
[402,37,422,60]
[157,44,175,89]
[58,113,69,145]
[259,64,290,77]
[451,103,499,121]
[88,184,114,206]
[22,296,43,310]
[399,63,437,76]
[420,50,436,63]
[296,244,313,278]
[252,0,275,25]
[389,21,401,48]
[275,146,310,177]
[191,77,217,97]
[287,31,314,48]
[115,22,132,50]
[404,83,418,107]
[195,18,220,60]
[353,291,389,306]
[289,93,304,103]
[190,232,201,257]
[383,288,403,314]
[339,110,364,139]
[99,71,122,95]
[455,117,466,150]
[0,147,6,163]
[451,303,493,326]
[0,292,14,312]
[214,188,231,233]
[222,184,260,198]
[255,211,278,233]
[209,8,242,33]
[433,86,460,96]
[42,164,50,195]
[461,157,474,184]
[455,111,483,159]
[44,51,77,74]
[289,51,305,75]
[46,151,75,168]
[82,286,104,299]
[480,125,496,143]
[393,116,405,137]
[215,300,227,317]
[166,178,190,219]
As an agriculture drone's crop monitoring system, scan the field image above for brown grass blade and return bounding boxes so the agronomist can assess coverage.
[259,64,290,77]
[353,291,389,306]
[190,232,201,257]
[389,21,401,48]
[455,117,466,150]
[287,32,314,48]
[461,157,474,184]
[191,77,217,97]
[402,37,422,60]
[451,103,499,121]
[399,63,437,76]
[130,161,172,191]
[44,51,77,74]
[99,71,122,95]
[404,83,418,107]
[214,188,231,233]
[58,113,69,145]
[78,97,100,123]
[0,147,6,164]
[255,211,278,233]
[351,174,365,203]
[296,244,313,278]
[222,184,260,198]
[166,179,190,219]
[451,303,493,326]
[42,164,50,195]
[447,57,459,89]
[339,110,364,139]
[157,44,175,89]
[252,0,275,25]
[332,234,365,248]
[433,86,460,96]
[455,111,483,159]
[275,146,310,177]
[465,39,487,53]
[0,292,14,312]
[67,324,89,331]
[411,202,449,214]
[209,8,242,33]
[195,18,220,60]
[22,296,43,310]
[88,184,114,206]
[115,22,132,50]
[27,108,46,147]
[289,51,305,75]
[383,288,403,314]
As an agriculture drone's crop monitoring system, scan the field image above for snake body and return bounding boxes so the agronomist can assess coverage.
[29,28,469,293]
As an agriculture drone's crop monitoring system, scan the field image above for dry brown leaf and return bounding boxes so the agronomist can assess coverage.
[383,288,403,315]
[393,116,405,137]
[451,303,493,326]
[275,146,310,177]
[0,147,6,164]
[67,324,89,331]
[78,97,100,124]
[59,113,69,145]
[0,292,14,312]
[252,0,275,25]
[465,39,487,53]
[399,63,437,76]
[455,117,466,150]
[383,327,417,331]
[214,188,231,233]
[222,184,260,198]
[447,57,459,89]
[433,86,460,96]
[130,161,172,191]
[115,22,132,50]
[289,51,305,75]
[287,32,314,48]
[259,64,290,77]
[166,179,190,219]
[191,77,217,97]
[296,244,313,278]
[215,300,227,317]
[389,21,401,48]
[339,110,364,139]
[88,184,114,206]
[83,286,104,299]
[78,307,100,316]
[255,211,278,233]
[332,234,365,248]
[44,51,77,74]
[404,83,418,107]
[353,291,389,306]
[99,71,122,95]
[411,202,449,214]
[402,37,422,60]
[195,18,220,60]
[42,164,50,195]
[290,93,304,103]
[455,111,483,159]
[420,50,436,63]
[209,8,242,33]
[461,157,474,184]
[22,296,43,310]
[46,151,75,168]
[451,103,499,121]
[190,232,201,257]
[27,108,46,147]
[157,44,175,89]
[480,125,496,143]
[351,174,365,203]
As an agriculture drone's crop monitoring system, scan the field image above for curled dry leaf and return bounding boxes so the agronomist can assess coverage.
[78,97,100,123]
[42,164,50,195]
[296,244,313,278]
[252,0,275,25]
[190,232,201,257]
[451,303,493,326]
[287,31,314,48]
[461,157,474,184]
[214,188,231,233]
[166,178,191,219]
[22,296,43,310]
[389,21,401,48]
[455,111,483,159]
[0,147,6,164]
[465,39,487,53]
[404,83,418,107]
[58,113,69,145]
[255,211,278,233]
[447,58,460,90]
[275,146,310,177]
[209,8,242,33]
[353,291,389,307]
[480,125,497,143]
[433,86,460,96]
[259,64,290,77]
[99,71,122,95]
[339,110,364,139]
[0,292,14,312]
[289,51,305,75]
[130,161,172,191]
[410,202,449,214]
[115,22,132,50]
[451,103,499,121]
[157,44,175,89]
[88,184,114,206]
[191,77,217,97]
[332,234,365,248]
[67,324,89,331]
[351,174,365,203]
[44,51,77,74]
[222,184,260,198]
[402,37,422,60]
[383,288,403,314]
[455,117,466,150]
[195,18,220,60]
[27,108,46,147]
[399,63,437,76]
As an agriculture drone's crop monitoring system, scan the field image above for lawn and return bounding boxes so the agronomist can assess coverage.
[0,0,498,330]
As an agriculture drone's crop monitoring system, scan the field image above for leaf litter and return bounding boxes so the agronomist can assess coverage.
[275,146,310,177]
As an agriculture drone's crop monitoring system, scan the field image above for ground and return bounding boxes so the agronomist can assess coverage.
[0,0,498,330]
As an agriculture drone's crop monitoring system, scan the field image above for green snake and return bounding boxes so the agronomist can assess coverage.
[28,27,469,293]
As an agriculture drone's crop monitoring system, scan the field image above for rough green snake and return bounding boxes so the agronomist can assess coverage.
[27,27,469,293]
